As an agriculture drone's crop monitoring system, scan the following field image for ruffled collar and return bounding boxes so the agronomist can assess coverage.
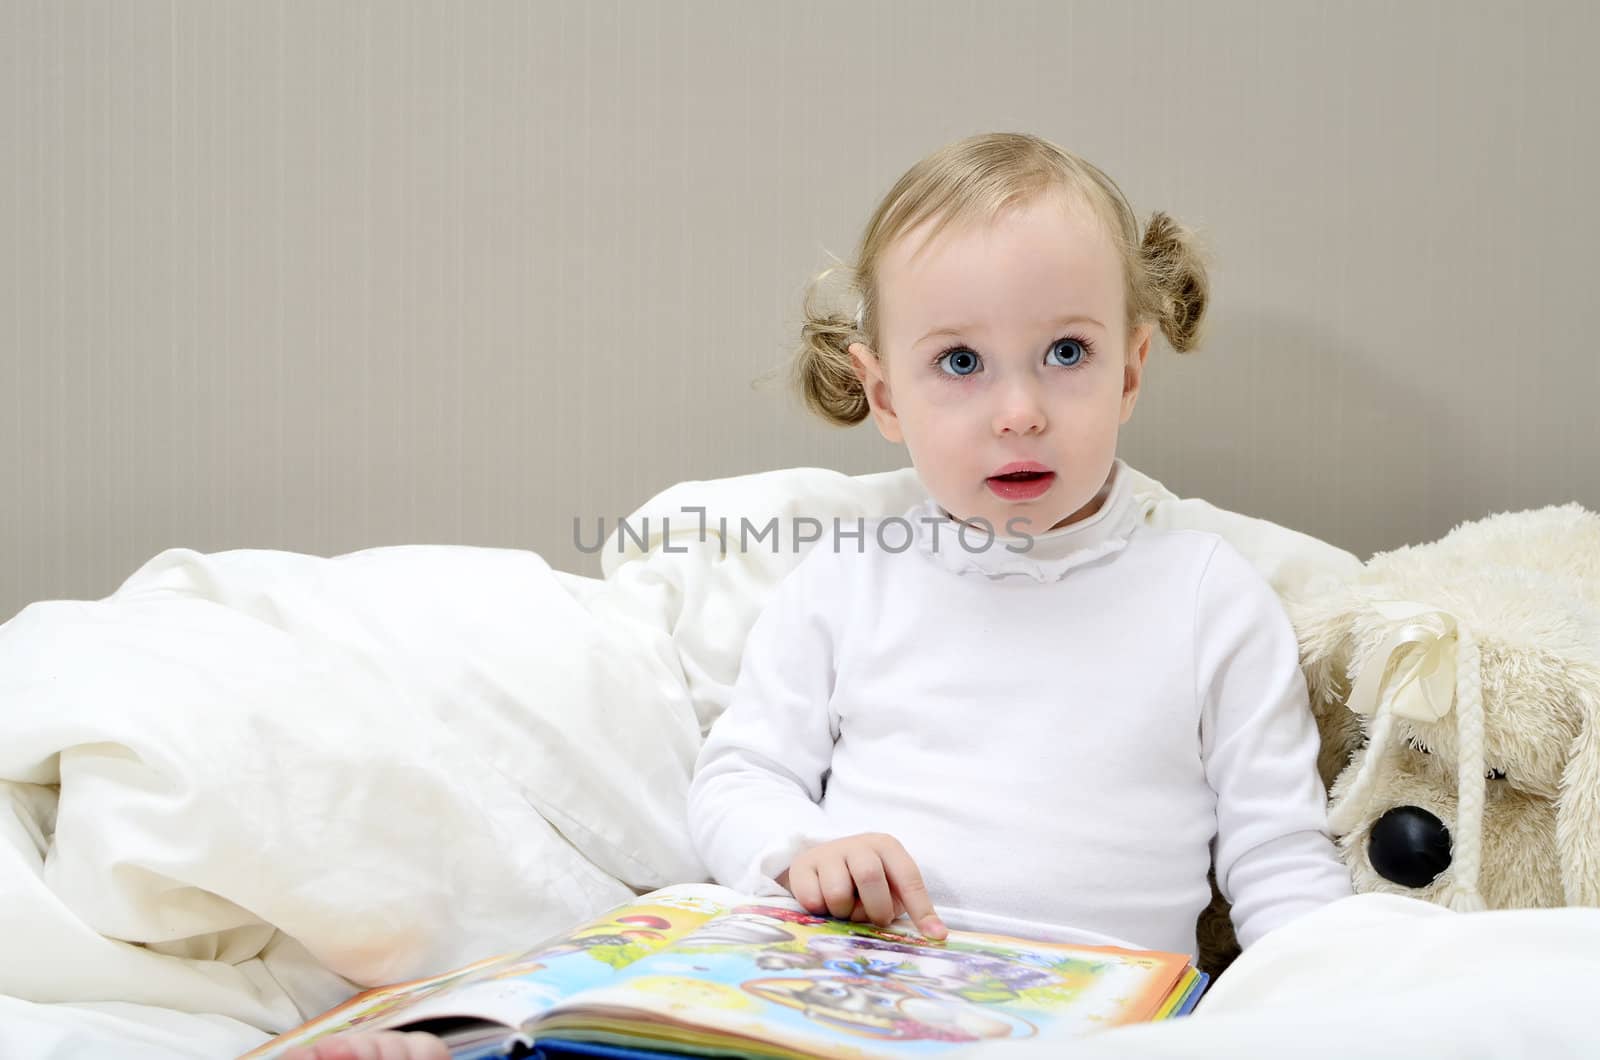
[906,459,1141,583]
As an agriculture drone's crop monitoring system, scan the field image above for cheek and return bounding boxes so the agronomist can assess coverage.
[893,381,985,443]
[1095,357,1133,399]
[907,376,972,410]
[901,425,964,471]
[1054,379,1128,434]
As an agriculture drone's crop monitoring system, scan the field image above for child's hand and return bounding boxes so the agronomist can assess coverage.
[279,1031,450,1060]
[777,832,947,940]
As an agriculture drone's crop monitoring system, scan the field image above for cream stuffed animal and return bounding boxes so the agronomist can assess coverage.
[1293,502,1600,913]
[1196,502,1600,976]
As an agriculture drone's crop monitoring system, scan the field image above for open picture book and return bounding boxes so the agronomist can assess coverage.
[246,884,1206,1060]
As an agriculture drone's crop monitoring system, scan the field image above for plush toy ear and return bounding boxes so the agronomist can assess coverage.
[1557,677,1600,906]
[1285,583,1365,791]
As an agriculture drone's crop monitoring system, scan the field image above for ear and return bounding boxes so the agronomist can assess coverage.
[1557,679,1600,905]
[1119,324,1154,423]
[1284,583,1366,791]
[848,341,904,444]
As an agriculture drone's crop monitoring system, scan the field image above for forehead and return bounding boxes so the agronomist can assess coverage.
[878,192,1124,337]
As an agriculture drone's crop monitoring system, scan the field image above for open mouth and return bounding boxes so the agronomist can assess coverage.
[985,470,1056,499]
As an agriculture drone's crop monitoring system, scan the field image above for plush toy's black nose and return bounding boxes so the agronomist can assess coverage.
[1367,806,1453,888]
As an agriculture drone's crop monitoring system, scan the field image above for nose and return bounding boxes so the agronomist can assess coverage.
[1367,806,1453,888]
[993,377,1046,436]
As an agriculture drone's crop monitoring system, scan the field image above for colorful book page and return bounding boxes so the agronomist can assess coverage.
[246,886,740,1058]
[526,903,1194,1059]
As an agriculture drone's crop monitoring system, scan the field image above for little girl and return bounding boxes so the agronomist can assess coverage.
[686,130,1353,956]
[285,131,1351,1060]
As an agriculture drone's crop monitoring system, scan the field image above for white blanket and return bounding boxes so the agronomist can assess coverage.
[0,544,708,1052]
[34,459,1579,1060]
[964,894,1600,1059]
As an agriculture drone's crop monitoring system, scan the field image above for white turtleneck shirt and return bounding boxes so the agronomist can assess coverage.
[685,459,1354,958]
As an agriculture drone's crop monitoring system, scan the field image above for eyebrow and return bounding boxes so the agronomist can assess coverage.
[915,314,1105,347]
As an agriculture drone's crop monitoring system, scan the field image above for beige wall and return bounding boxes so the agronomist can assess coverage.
[4,0,1598,623]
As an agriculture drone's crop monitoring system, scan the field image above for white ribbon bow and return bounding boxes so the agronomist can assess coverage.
[1346,601,1462,723]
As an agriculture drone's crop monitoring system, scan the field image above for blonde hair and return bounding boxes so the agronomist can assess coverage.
[795,131,1211,427]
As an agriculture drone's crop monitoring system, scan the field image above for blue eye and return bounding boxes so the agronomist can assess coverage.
[936,347,980,377]
[1047,337,1089,367]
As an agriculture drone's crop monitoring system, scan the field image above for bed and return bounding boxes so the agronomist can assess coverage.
[3,463,1595,1058]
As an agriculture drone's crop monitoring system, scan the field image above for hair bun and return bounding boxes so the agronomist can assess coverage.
[1140,211,1210,353]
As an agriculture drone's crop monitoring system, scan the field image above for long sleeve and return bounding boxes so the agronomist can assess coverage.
[1196,538,1355,949]
[686,546,848,895]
